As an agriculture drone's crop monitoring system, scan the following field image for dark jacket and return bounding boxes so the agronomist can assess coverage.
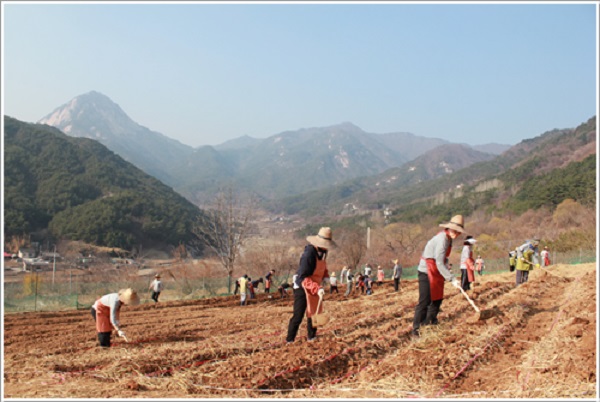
[293,244,326,288]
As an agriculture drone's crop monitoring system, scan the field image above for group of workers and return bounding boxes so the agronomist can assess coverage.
[234,272,275,305]
[91,216,550,347]
[512,239,551,287]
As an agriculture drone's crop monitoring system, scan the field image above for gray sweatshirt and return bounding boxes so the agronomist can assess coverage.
[417,231,455,282]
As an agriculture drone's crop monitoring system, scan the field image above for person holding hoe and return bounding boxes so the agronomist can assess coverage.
[515,239,538,286]
[286,227,336,343]
[412,215,464,337]
[91,288,140,347]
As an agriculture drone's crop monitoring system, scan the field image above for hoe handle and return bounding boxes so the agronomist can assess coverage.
[458,286,480,313]
[316,293,324,312]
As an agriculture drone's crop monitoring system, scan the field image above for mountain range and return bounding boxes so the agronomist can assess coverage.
[4,90,595,250]
[37,91,510,204]
[273,117,596,219]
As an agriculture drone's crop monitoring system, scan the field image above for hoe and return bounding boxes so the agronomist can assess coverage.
[457,285,496,321]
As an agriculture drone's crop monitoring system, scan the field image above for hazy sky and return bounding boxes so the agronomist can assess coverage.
[2,1,597,147]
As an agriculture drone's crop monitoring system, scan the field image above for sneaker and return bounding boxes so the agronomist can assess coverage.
[307,337,316,342]
[411,329,420,338]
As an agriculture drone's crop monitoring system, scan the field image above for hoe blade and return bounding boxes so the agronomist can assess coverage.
[476,306,502,321]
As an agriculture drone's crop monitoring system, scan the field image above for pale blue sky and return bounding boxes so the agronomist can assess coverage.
[2,2,598,147]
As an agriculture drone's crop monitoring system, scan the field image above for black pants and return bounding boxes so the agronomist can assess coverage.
[98,332,111,347]
[393,277,400,291]
[151,291,161,302]
[412,271,443,333]
[460,269,471,291]
[330,285,338,294]
[91,307,111,347]
[286,287,316,342]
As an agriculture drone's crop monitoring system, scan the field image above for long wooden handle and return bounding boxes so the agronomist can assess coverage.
[317,293,324,311]
[458,286,480,313]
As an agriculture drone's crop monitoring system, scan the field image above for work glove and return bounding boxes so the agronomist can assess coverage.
[451,278,460,289]
[117,330,126,338]
[318,288,325,297]
[302,277,321,295]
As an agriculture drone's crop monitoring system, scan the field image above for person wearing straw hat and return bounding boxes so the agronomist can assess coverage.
[90,288,140,347]
[412,215,464,337]
[286,227,336,343]
[460,236,477,291]
[392,259,402,292]
[329,272,339,294]
[148,273,164,303]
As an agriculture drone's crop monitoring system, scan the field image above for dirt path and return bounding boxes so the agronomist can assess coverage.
[3,263,596,398]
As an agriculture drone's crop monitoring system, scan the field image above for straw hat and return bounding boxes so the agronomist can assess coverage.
[331,272,336,277]
[439,215,466,233]
[118,288,140,306]
[306,227,337,249]
[393,259,398,264]
[154,273,161,278]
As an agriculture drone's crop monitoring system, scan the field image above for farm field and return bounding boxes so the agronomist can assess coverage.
[3,263,597,399]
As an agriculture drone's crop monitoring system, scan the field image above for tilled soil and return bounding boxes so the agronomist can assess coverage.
[3,263,597,399]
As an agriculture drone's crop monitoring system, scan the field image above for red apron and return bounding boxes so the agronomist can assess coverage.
[95,301,120,333]
[426,232,452,302]
[466,249,475,282]
[265,278,271,290]
[544,256,551,266]
[302,258,327,318]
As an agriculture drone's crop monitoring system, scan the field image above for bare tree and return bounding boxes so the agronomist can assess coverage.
[375,223,425,266]
[337,228,368,271]
[241,237,298,285]
[192,187,256,293]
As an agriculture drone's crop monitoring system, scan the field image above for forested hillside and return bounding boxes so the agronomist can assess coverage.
[3,116,203,250]
[389,117,596,223]
[273,117,596,222]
